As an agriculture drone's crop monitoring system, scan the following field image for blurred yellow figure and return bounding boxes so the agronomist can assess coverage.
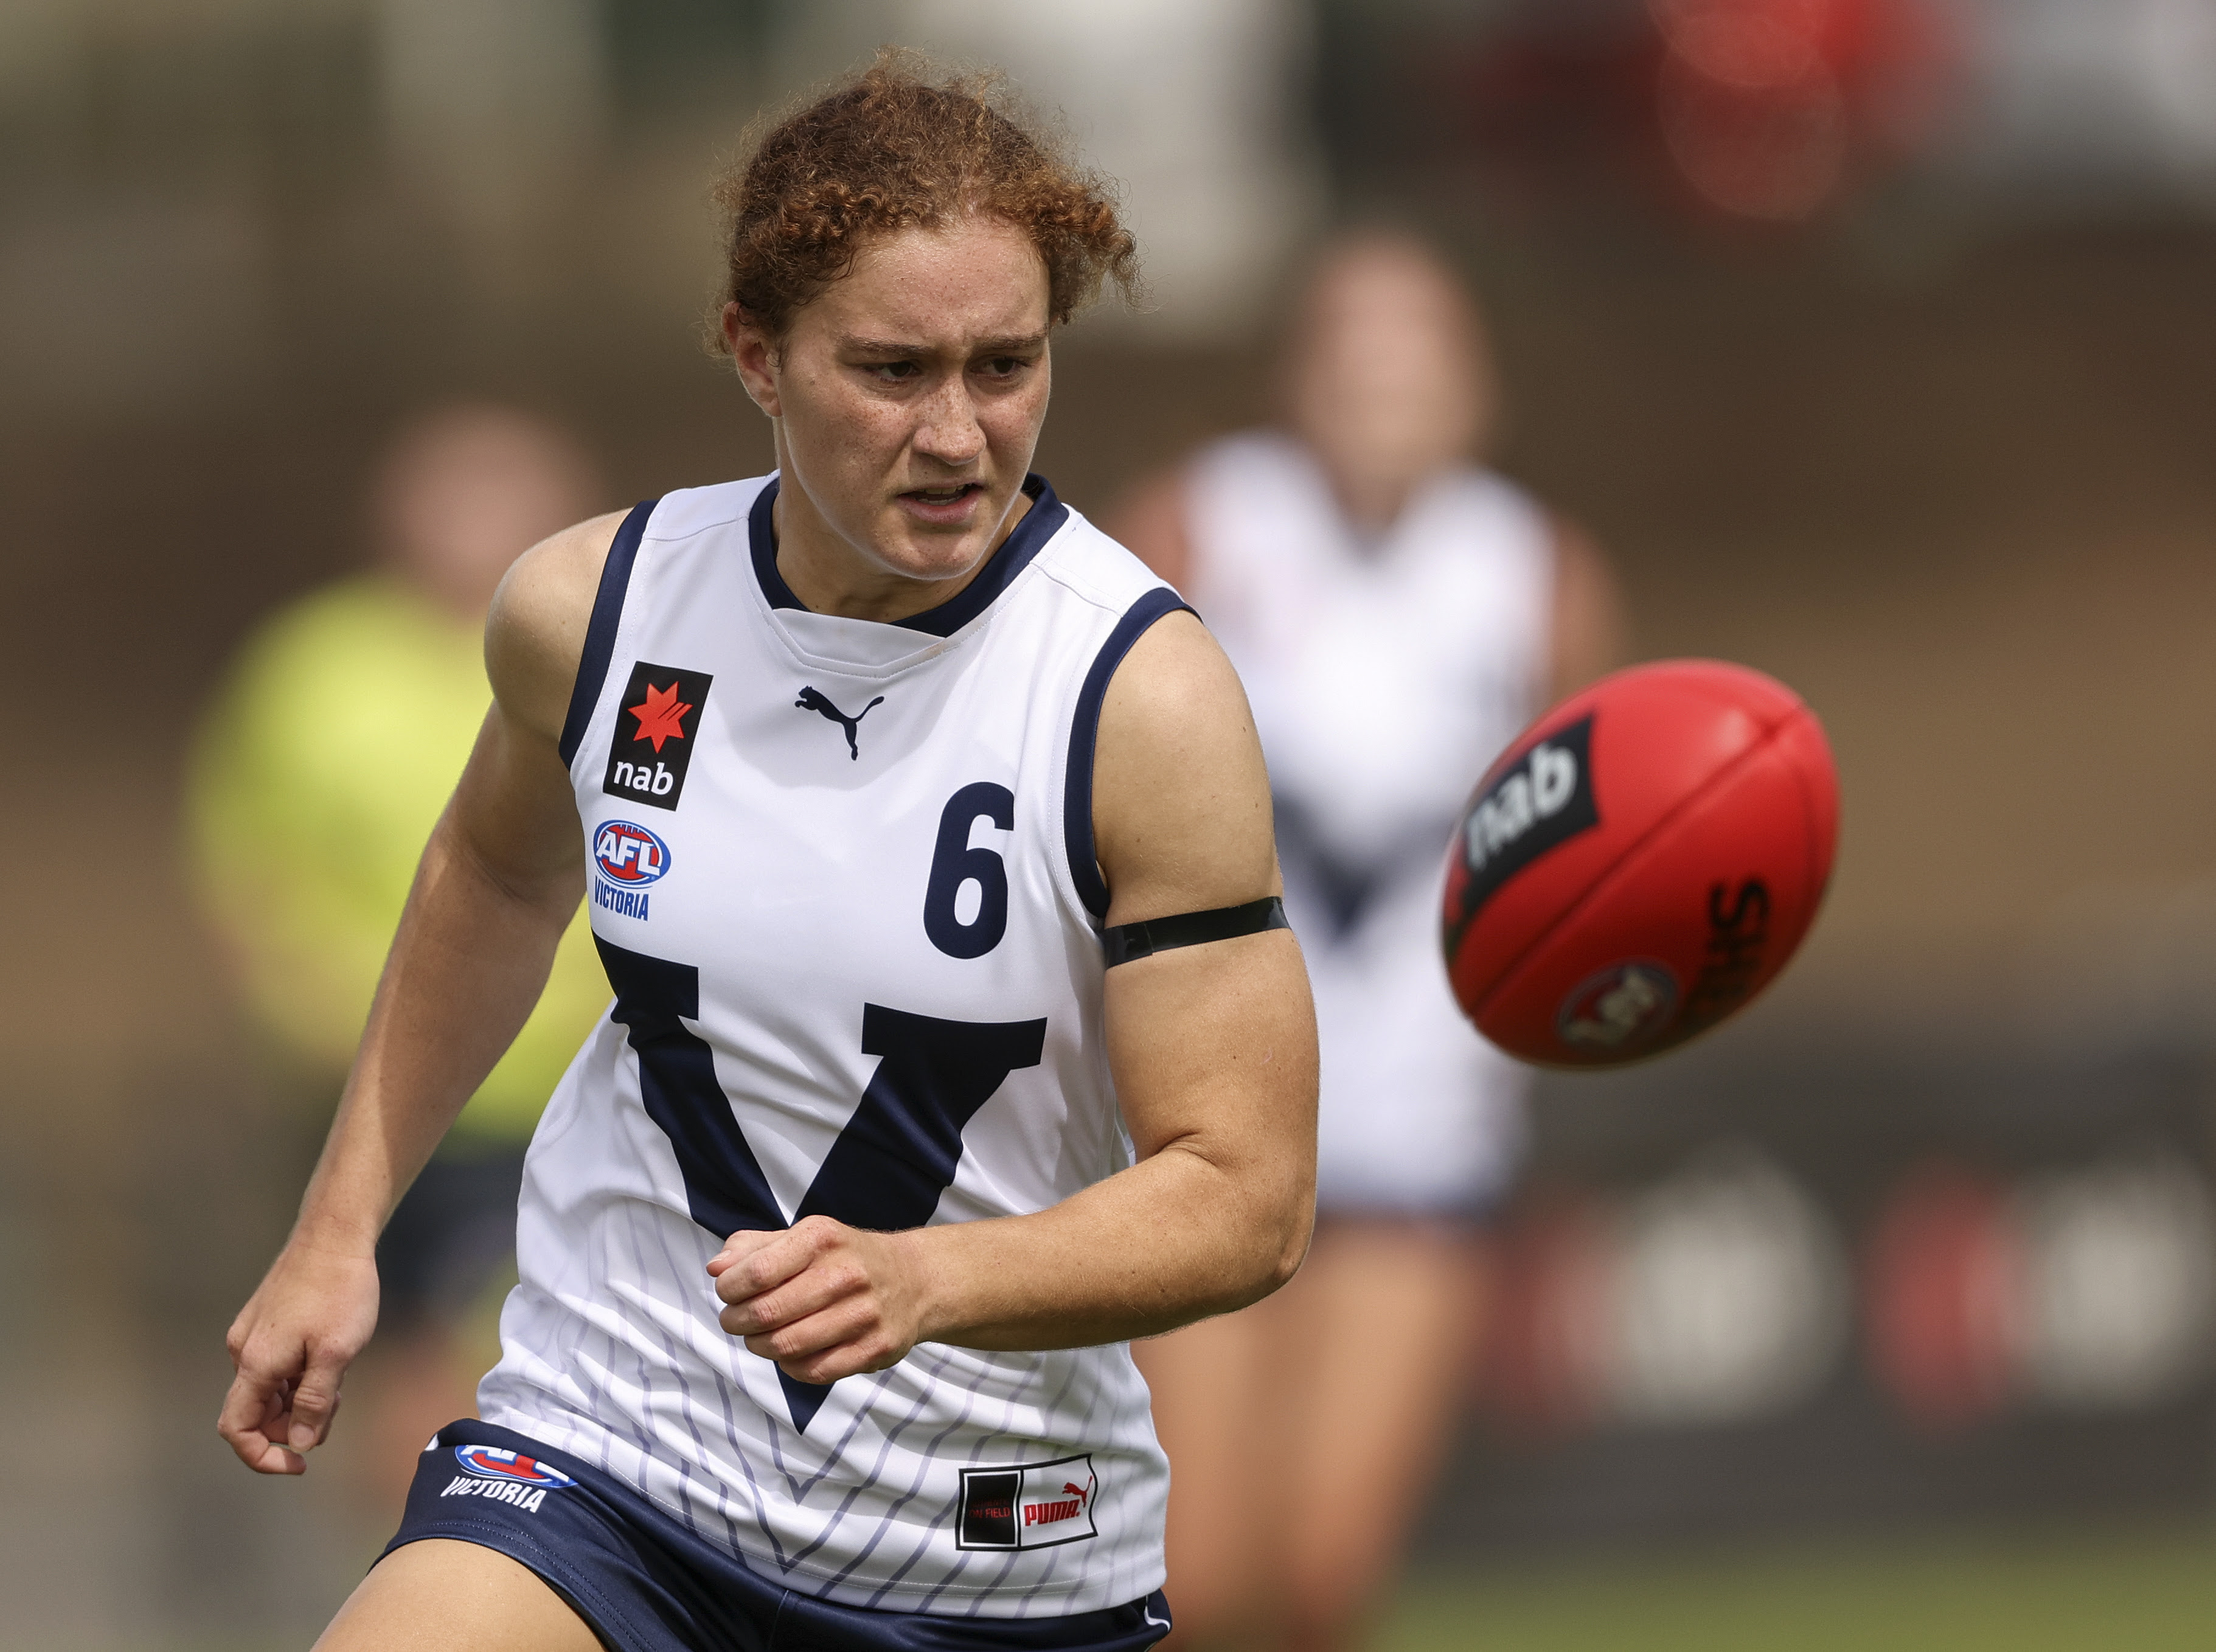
[1113,233,1623,1652]
[189,403,609,1511]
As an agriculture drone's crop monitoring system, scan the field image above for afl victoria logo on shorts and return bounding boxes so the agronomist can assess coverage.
[603,661,712,811]
[439,1445,577,1514]
[956,1454,1098,1551]
[452,1444,576,1487]
[1453,714,1599,923]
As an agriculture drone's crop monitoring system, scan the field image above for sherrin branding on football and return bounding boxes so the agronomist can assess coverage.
[1557,960,1681,1051]
[1442,659,1838,1068]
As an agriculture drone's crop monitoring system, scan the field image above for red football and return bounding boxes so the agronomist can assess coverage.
[1441,659,1838,1067]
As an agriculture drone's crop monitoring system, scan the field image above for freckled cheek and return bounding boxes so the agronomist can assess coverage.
[981,387,1051,463]
[796,395,916,485]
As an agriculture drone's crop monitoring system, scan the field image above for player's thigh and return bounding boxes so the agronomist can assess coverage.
[315,1537,603,1652]
[1135,1304,1290,1614]
[1272,1221,1483,1599]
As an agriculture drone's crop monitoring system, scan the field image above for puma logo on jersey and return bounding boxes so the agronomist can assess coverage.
[603,662,713,812]
[1024,1480,1093,1530]
[795,687,884,760]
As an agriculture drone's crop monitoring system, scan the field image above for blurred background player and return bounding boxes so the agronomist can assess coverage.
[1111,230,1624,1651]
[187,403,613,1516]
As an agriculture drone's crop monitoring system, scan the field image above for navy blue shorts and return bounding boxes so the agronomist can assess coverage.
[384,1420,1172,1652]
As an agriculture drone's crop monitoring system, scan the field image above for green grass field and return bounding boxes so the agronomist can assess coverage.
[1375,1527,2216,1651]
[77,1522,2216,1650]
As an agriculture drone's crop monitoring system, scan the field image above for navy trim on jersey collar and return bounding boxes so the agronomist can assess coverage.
[748,474,1068,637]
[1064,586,1198,922]
[558,499,659,769]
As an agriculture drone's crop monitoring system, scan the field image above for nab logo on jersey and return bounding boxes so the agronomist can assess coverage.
[604,661,712,811]
[594,821,670,886]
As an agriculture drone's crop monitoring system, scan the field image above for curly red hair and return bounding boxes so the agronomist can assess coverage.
[709,55,1141,347]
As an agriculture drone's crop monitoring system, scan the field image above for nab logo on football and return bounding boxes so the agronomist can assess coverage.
[1452,714,1600,928]
[594,821,670,886]
[603,661,713,812]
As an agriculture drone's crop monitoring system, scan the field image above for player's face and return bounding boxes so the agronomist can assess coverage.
[727,217,1053,609]
[1286,243,1494,532]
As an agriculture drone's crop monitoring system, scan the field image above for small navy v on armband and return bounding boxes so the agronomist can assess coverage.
[1100,897,1290,968]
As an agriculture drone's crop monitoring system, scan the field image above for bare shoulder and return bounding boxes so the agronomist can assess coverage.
[1092,609,1277,927]
[485,510,628,746]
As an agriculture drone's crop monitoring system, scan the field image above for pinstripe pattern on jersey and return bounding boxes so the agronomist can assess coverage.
[478,475,1176,1617]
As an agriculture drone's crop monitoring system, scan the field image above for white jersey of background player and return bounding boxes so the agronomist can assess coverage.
[220,61,1316,1652]
[1114,231,1622,1652]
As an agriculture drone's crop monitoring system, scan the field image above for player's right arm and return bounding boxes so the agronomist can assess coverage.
[217,512,622,1476]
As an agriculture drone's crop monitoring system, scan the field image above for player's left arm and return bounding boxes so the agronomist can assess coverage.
[709,611,1319,1378]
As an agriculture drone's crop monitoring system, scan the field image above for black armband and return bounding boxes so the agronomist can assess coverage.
[1101,896,1290,967]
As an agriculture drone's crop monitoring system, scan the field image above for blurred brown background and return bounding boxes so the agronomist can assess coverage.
[9,0,2216,1645]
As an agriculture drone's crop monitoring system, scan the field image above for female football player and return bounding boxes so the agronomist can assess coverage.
[219,59,1317,1652]
[1113,230,1623,1652]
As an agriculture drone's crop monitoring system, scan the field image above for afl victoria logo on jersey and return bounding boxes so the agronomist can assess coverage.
[594,821,670,886]
[592,819,670,922]
[603,661,712,811]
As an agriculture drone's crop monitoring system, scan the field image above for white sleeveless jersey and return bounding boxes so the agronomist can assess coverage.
[1184,433,1552,1214]
[478,474,1184,1617]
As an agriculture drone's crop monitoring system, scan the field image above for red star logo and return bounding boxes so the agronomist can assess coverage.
[628,680,693,752]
